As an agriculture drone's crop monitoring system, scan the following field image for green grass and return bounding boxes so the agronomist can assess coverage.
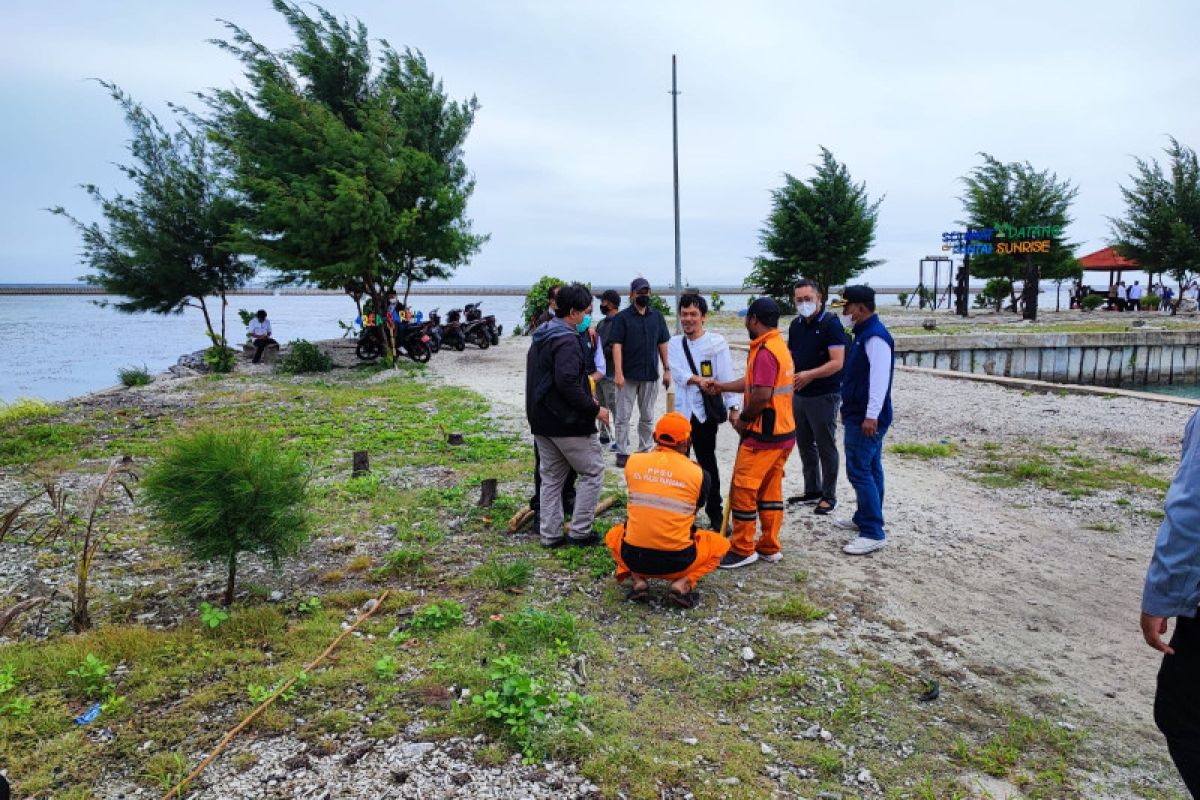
[972,443,1172,501]
[117,365,154,387]
[466,559,534,590]
[763,596,829,622]
[889,441,957,459]
[0,397,55,425]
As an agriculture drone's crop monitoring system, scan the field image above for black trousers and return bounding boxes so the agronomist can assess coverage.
[1156,612,1200,797]
[530,444,575,515]
[252,337,277,363]
[690,414,723,525]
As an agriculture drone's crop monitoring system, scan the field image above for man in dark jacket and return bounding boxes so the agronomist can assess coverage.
[526,283,610,547]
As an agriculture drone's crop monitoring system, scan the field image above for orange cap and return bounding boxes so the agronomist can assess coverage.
[653,412,692,446]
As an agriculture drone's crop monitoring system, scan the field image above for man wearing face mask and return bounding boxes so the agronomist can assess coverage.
[608,277,672,468]
[835,285,894,555]
[786,279,847,515]
[526,283,610,548]
[594,289,622,447]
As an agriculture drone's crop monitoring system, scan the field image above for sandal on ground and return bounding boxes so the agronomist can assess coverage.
[813,499,837,515]
[787,492,823,505]
[668,589,700,609]
[625,586,650,603]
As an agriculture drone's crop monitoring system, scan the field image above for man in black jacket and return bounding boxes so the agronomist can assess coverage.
[526,283,610,547]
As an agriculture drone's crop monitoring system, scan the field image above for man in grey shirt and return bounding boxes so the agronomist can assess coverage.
[607,278,671,468]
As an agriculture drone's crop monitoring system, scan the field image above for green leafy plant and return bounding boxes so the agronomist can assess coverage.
[142,428,311,606]
[471,654,587,761]
[375,547,426,577]
[1080,293,1104,311]
[117,365,153,387]
[896,291,909,307]
[375,655,398,681]
[487,608,579,653]
[277,339,333,374]
[199,602,230,629]
[647,293,673,317]
[468,559,532,590]
[203,334,236,373]
[1142,292,1161,311]
[0,398,55,425]
[297,596,321,615]
[710,291,725,312]
[0,663,32,719]
[522,275,567,329]
[410,600,465,632]
[247,670,308,704]
[68,653,112,699]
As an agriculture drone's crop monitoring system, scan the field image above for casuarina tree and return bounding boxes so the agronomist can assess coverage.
[142,429,310,606]
[205,1,486,360]
[51,82,253,366]
[959,153,1078,320]
[747,147,882,310]
[1110,137,1200,292]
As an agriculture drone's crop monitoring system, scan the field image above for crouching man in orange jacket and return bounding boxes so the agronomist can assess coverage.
[605,412,731,609]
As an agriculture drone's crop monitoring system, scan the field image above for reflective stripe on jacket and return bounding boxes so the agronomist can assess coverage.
[743,328,797,444]
[624,448,703,552]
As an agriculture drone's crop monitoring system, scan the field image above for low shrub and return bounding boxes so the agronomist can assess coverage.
[117,365,153,387]
[277,339,333,374]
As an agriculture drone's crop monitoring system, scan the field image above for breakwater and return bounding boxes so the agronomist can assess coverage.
[894,329,1200,387]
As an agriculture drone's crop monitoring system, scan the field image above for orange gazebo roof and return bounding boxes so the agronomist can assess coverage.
[1079,247,1139,271]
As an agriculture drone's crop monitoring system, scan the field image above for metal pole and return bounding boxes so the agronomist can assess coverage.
[671,55,682,333]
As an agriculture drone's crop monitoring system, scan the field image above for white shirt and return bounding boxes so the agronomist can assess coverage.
[667,331,738,423]
[864,336,893,421]
[249,318,272,337]
[1129,284,1144,300]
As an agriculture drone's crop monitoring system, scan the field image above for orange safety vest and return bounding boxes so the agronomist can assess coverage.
[624,447,704,552]
[743,328,796,443]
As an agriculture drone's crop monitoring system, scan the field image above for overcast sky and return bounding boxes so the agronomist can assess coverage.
[2,1,1197,288]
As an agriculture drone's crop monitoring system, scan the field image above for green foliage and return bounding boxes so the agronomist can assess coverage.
[410,600,465,632]
[374,655,399,681]
[247,670,308,704]
[553,543,615,579]
[297,596,322,615]
[50,80,252,348]
[470,654,587,762]
[376,547,426,576]
[896,291,909,307]
[748,147,882,306]
[976,277,1013,312]
[67,654,112,699]
[959,153,1079,314]
[277,339,333,374]
[0,664,32,719]
[709,291,725,312]
[889,441,957,459]
[763,596,828,621]
[647,293,673,317]
[206,2,486,319]
[1142,292,1162,310]
[522,275,567,328]
[1111,137,1200,288]
[1080,293,1104,311]
[203,339,236,373]
[198,602,229,629]
[117,365,153,387]
[0,398,54,426]
[141,428,311,605]
[487,608,579,653]
[468,559,533,590]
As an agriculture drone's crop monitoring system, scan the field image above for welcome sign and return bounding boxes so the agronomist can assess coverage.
[941,223,1063,255]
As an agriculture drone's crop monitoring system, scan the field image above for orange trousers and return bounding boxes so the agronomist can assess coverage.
[605,524,730,590]
[729,445,789,557]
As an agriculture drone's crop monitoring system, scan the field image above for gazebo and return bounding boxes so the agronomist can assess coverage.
[1079,246,1139,290]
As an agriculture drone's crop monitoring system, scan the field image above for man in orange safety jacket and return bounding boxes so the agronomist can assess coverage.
[604,412,731,608]
[702,297,796,569]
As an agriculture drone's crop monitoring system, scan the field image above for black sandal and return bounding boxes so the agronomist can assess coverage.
[625,586,650,603]
[668,589,700,609]
[814,499,837,515]
[787,492,823,505]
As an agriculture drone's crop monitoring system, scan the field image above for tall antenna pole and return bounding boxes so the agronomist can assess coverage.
[670,55,682,333]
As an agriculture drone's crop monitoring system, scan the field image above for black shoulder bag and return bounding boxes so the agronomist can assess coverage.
[681,337,728,424]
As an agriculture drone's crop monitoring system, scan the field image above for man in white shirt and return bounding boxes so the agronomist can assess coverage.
[1129,280,1145,312]
[248,309,277,364]
[668,293,738,531]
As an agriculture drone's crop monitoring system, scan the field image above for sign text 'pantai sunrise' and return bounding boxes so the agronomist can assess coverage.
[940,223,1063,255]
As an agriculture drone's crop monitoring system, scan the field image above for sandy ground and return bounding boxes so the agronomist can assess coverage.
[428,330,1193,793]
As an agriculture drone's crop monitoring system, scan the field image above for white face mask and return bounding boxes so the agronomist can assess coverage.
[796,301,818,318]
[840,312,855,330]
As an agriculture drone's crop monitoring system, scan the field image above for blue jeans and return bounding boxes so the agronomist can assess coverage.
[844,423,886,540]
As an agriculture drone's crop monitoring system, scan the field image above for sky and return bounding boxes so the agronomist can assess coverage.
[2,1,1198,289]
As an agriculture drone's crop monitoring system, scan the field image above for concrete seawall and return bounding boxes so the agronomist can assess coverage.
[894,329,1200,387]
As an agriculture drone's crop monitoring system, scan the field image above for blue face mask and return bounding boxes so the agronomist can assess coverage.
[576,314,592,333]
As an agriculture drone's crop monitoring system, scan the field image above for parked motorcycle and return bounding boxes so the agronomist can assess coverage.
[463,302,502,348]
[422,308,444,353]
[355,321,432,363]
[442,308,467,351]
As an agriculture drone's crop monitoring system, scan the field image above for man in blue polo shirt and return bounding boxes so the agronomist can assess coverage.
[786,279,846,515]
[835,285,894,556]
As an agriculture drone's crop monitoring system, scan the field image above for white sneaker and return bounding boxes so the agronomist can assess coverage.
[832,518,859,531]
[843,536,887,555]
[759,552,783,564]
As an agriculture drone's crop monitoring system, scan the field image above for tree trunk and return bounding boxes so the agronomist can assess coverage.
[479,478,498,508]
[1022,255,1039,321]
[224,552,237,607]
[1055,280,1062,312]
[72,567,90,633]
[219,291,228,347]
[197,296,217,343]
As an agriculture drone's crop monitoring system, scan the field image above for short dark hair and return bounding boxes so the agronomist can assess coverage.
[599,289,621,308]
[749,307,780,327]
[555,283,592,317]
[547,283,561,300]
[679,293,708,315]
[793,279,819,294]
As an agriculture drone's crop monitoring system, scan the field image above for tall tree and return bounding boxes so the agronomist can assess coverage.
[747,148,882,310]
[205,1,486,356]
[50,82,252,356]
[1110,137,1200,292]
[959,154,1078,319]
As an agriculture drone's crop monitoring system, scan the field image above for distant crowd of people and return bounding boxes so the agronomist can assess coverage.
[1071,279,1200,313]
[524,278,894,609]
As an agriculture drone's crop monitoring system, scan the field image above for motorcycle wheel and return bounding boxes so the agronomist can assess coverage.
[470,328,490,349]
[407,339,432,363]
[356,340,382,360]
[453,337,466,351]
[428,336,441,354]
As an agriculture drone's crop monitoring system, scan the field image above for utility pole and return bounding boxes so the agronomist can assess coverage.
[670,54,682,333]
